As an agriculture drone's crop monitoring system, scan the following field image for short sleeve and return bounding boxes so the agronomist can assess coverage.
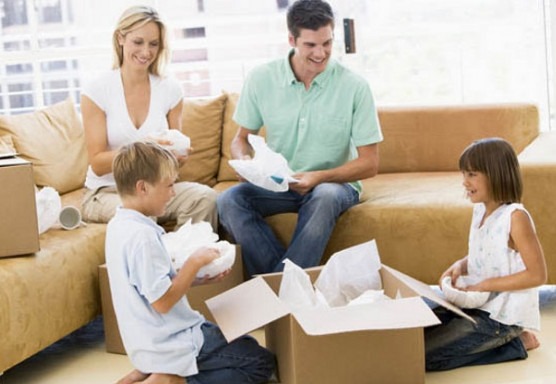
[233,68,264,131]
[128,237,173,303]
[351,81,383,147]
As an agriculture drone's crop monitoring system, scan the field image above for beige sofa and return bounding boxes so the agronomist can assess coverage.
[1,93,555,373]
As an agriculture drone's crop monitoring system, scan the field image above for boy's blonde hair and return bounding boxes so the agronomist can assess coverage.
[112,5,169,76]
[459,137,522,204]
[113,141,178,197]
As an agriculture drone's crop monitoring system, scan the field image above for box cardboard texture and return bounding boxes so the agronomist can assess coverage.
[99,245,245,354]
[0,157,39,258]
[206,242,471,384]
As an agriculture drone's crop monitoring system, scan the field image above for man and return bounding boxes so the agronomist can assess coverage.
[217,0,383,276]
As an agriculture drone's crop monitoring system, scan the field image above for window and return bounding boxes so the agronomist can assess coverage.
[0,0,554,131]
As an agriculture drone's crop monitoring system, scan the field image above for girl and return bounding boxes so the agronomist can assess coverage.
[425,137,547,371]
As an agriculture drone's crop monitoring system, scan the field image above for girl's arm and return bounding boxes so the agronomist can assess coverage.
[439,256,468,286]
[469,210,547,292]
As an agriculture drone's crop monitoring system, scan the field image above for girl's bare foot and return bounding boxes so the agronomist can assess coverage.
[520,330,540,350]
[117,369,149,384]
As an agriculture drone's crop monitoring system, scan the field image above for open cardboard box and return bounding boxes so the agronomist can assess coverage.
[0,157,39,258]
[99,245,245,354]
[206,241,472,384]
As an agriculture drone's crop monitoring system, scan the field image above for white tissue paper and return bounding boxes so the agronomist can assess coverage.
[156,129,191,156]
[441,275,490,309]
[278,259,319,311]
[162,219,235,278]
[35,186,62,234]
[314,240,383,307]
[276,240,385,311]
[228,134,298,192]
[347,289,390,306]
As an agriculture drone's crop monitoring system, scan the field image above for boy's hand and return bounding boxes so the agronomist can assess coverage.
[186,246,221,269]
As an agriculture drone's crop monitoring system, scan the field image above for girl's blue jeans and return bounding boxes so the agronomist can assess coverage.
[217,182,360,276]
[425,307,527,371]
[186,322,276,383]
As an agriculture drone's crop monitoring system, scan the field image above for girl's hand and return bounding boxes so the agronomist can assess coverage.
[459,280,486,292]
[439,258,467,287]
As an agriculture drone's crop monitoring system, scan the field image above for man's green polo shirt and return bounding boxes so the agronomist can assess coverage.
[233,51,383,193]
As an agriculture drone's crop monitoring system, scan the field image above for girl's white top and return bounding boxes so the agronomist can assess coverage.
[468,203,540,330]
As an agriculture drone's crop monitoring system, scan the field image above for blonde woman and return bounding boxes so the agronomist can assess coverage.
[81,6,217,231]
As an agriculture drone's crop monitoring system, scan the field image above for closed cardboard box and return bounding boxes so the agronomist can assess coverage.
[99,246,245,354]
[0,157,39,258]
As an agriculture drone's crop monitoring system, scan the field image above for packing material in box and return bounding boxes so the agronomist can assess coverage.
[206,241,471,384]
[99,245,245,354]
[0,157,39,258]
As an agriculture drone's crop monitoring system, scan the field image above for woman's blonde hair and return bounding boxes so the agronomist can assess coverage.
[113,141,178,197]
[459,137,522,204]
[112,6,169,76]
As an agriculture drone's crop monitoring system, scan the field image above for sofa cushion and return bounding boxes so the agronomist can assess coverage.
[217,92,240,182]
[377,104,539,173]
[0,97,87,194]
[179,93,227,187]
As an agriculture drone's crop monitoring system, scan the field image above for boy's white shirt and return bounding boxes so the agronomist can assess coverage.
[105,207,204,376]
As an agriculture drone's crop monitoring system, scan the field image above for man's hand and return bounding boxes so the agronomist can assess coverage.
[288,171,322,195]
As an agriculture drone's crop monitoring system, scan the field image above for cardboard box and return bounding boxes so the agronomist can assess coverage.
[99,245,245,354]
[206,244,471,384]
[0,157,39,258]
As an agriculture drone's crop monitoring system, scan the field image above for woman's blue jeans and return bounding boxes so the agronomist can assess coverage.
[425,307,527,371]
[217,182,360,276]
[186,322,276,383]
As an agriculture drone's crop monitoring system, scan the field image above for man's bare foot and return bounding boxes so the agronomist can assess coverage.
[520,330,540,350]
[142,373,185,384]
[117,369,149,384]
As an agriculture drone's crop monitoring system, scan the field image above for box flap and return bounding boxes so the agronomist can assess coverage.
[381,265,475,323]
[0,156,28,167]
[206,276,291,342]
[293,297,439,336]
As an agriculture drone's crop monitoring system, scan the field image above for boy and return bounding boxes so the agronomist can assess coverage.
[106,141,275,384]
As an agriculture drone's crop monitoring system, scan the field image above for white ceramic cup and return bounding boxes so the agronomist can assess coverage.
[59,205,83,230]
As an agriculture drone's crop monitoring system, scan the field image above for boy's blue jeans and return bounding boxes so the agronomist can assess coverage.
[186,322,276,383]
[425,307,527,371]
[217,182,360,276]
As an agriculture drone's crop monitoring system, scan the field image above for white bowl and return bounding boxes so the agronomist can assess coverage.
[441,276,490,309]
[196,241,236,278]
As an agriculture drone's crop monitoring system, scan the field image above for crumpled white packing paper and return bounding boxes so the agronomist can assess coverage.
[162,219,235,278]
[228,134,298,192]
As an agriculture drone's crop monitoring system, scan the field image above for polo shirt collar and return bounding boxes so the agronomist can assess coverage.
[283,49,336,88]
[116,206,165,236]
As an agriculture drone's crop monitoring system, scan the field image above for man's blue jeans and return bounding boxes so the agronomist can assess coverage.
[217,182,360,276]
[186,322,276,383]
[425,307,527,371]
